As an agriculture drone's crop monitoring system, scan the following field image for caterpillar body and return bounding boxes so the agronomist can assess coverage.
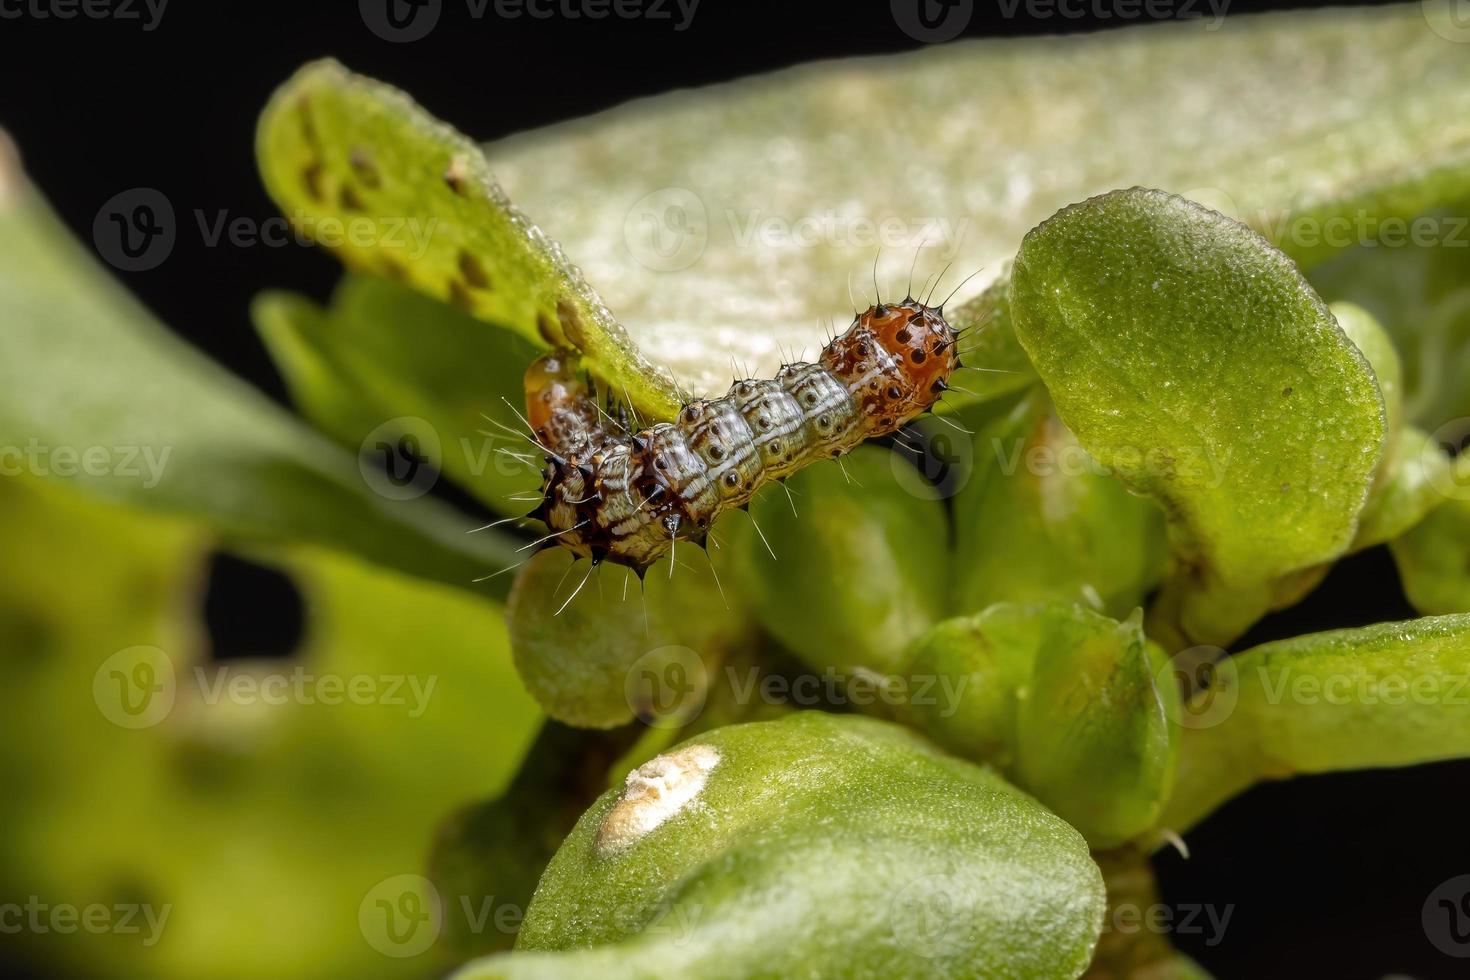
[523,297,960,573]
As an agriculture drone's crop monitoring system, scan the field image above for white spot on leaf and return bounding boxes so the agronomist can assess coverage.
[597,743,720,855]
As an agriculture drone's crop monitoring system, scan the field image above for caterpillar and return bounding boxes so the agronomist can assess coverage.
[519,294,961,574]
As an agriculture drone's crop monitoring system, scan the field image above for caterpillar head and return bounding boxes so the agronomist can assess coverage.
[821,299,958,433]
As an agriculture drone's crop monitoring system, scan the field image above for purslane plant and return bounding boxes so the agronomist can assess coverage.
[3,5,1470,978]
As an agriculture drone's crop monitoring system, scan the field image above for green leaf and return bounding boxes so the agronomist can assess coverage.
[0,475,540,979]
[1010,188,1386,649]
[900,603,1178,848]
[951,392,1165,619]
[1354,426,1453,551]
[457,713,1104,980]
[1391,459,1470,615]
[0,175,520,596]
[1161,614,1470,832]
[1015,609,1178,849]
[737,445,949,674]
[507,547,755,729]
[254,276,546,513]
[256,60,683,420]
[1308,198,1470,432]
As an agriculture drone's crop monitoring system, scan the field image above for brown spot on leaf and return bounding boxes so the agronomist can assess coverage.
[447,279,476,312]
[338,184,365,212]
[349,147,381,188]
[458,250,492,290]
[301,162,325,202]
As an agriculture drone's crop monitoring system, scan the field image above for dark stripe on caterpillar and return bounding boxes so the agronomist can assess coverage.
[523,297,960,572]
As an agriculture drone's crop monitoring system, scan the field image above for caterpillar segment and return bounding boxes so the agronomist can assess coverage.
[523,298,960,573]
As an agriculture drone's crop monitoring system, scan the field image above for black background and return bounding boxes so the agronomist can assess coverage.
[2,1,1467,978]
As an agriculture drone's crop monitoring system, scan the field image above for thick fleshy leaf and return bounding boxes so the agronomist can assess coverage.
[507,547,755,729]
[1391,460,1470,615]
[0,172,520,596]
[256,60,682,420]
[481,3,1470,398]
[737,445,949,674]
[259,8,1470,409]
[254,276,546,512]
[1162,614,1470,831]
[1355,426,1453,550]
[901,603,1178,848]
[1015,609,1178,849]
[1010,188,1386,649]
[1308,197,1470,432]
[0,476,540,979]
[951,392,1165,619]
[456,713,1104,980]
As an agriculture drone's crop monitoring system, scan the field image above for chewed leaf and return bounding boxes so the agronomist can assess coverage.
[1011,188,1386,649]
[1163,614,1470,832]
[257,59,683,420]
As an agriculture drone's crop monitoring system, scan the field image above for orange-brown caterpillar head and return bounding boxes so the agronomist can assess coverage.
[523,349,607,459]
[820,299,958,434]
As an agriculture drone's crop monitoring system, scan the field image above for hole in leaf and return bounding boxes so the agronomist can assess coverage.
[201,553,305,662]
